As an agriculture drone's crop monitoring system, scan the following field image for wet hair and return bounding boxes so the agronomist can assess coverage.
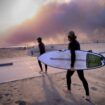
[68,31,77,40]
[37,37,42,41]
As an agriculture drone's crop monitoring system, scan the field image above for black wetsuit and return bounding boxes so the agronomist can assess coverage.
[39,42,46,55]
[66,39,89,96]
[38,42,47,71]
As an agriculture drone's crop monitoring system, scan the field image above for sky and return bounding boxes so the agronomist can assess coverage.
[0,0,105,47]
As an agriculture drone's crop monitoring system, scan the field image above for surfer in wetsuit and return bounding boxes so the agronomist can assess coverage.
[66,31,90,100]
[37,37,47,73]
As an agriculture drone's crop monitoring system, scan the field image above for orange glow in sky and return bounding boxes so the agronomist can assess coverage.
[0,0,44,33]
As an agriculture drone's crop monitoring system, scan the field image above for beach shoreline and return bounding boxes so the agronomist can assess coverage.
[0,43,105,105]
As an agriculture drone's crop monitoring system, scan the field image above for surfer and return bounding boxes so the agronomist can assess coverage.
[37,37,47,73]
[66,31,90,100]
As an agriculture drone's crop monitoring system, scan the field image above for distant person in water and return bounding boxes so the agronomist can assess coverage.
[65,31,90,100]
[37,37,47,73]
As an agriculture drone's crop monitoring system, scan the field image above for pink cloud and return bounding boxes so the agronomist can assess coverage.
[4,0,105,46]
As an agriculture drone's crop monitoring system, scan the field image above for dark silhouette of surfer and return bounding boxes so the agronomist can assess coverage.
[37,37,47,73]
[65,31,90,100]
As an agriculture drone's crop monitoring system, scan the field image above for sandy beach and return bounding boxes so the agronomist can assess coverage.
[0,43,105,105]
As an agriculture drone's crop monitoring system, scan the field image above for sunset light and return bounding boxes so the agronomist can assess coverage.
[46,0,71,4]
[0,0,44,32]
[12,0,42,25]
[65,0,71,3]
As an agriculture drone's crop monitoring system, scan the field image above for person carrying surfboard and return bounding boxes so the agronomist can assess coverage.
[37,37,47,73]
[66,31,90,100]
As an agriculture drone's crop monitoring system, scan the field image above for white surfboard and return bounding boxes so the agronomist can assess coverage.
[38,50,105,70]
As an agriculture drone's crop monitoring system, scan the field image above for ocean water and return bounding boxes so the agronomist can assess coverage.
[81,43,105,53]
[45,43,105,53]
[0,43,105,58]
[31,43,105,56]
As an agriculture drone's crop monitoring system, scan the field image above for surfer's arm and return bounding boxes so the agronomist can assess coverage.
[71,50,76,68]
[68,42,76,70]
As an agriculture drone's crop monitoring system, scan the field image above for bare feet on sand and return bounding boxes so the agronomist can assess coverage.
[63,89,71,94]
[85,96,91,101]
[39,71,43,73]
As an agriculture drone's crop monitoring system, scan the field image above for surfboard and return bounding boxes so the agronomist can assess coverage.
[38,50,105,70]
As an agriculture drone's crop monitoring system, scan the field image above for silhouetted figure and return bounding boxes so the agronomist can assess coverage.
[37,37,47,73]
[66,31,90,100]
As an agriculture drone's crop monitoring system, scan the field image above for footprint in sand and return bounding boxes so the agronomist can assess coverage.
[72,83,81,87]
[0,94,3,99]
[0,93,13,104]
[90,87,98,91]
[15,100,26,105]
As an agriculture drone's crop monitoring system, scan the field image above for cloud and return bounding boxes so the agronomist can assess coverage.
[3,0,105,46]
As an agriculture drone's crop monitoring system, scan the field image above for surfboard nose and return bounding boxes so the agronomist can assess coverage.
[100,55,105,65]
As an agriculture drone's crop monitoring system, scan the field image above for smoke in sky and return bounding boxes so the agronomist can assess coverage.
[2,0,105,46]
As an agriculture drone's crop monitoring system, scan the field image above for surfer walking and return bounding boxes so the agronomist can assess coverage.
[37,37,47,73]
[66,31,90,100]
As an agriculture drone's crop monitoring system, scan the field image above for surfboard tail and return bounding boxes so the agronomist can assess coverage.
[100,54,105,65]
[103,56,105,65]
